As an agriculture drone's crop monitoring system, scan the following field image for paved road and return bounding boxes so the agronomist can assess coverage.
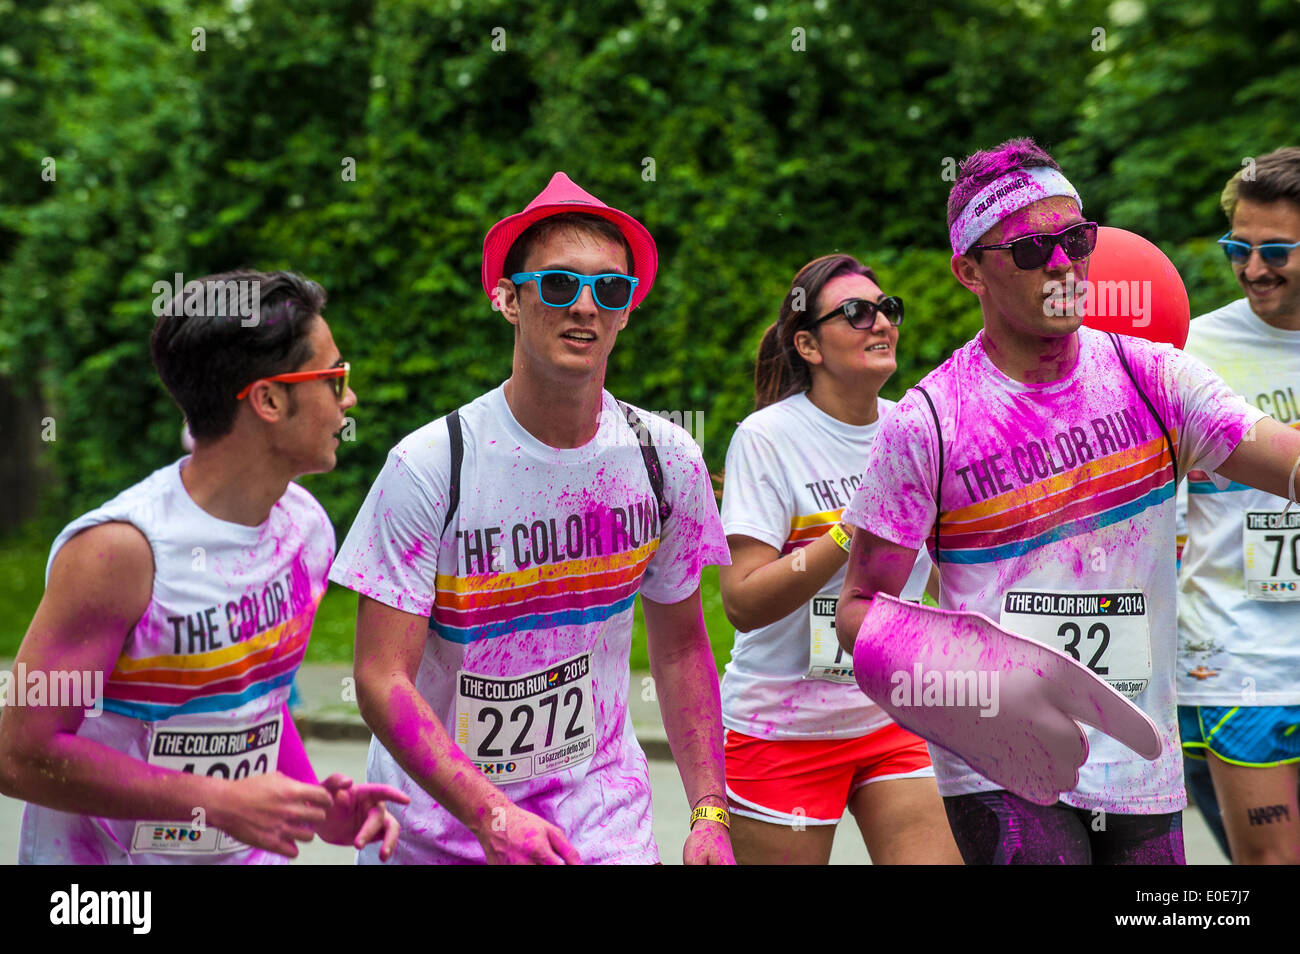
[0,734,1229,865]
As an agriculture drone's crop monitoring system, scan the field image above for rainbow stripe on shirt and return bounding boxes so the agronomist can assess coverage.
[936,431,1178,564]
[781,509,843,554]
[432,540,659,644]
[1187,470,1250,495]
[103,602,316,721]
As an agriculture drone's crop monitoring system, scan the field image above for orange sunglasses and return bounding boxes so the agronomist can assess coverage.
[236,362,350,401]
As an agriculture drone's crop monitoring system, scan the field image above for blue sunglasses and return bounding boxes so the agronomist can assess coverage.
[510,270,638,311]
[1217,233,1300,268]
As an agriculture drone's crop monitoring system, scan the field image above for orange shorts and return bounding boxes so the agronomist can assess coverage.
[724,724,934,825]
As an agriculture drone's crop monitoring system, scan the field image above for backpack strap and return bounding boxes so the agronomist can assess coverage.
[441,409,464,536]
[1107,332,1178,484]
[618,401,672,527]
[441,402,671,537]
[914,385,944,565]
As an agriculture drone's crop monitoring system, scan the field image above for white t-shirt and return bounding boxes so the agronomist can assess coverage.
[1177,298,1300,705]
[844,327,1262,814]
[329,385,730,864]
[20,458,334,864]
[719,392,930,739]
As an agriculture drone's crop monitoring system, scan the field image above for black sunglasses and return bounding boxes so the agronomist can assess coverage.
[969,221,1099,270]
[810,296,904,329]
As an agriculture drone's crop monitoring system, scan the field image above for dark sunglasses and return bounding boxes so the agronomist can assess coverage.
[510,270,637,311]
[1217,234,1300,268]
[236,362,350,401]
[969,221,1099,270]
[811,296,904,329]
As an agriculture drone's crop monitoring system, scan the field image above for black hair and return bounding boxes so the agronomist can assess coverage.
[150,269,326,440]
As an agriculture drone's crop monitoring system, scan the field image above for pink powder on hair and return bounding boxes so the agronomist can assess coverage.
[947,137,1062,231]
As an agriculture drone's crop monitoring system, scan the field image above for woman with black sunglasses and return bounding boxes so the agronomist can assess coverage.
[716,254,960,864]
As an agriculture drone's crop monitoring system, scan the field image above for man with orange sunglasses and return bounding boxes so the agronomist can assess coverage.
[0,269,408,864]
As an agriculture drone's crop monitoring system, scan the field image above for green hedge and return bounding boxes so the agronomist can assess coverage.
[0,0,1285,539]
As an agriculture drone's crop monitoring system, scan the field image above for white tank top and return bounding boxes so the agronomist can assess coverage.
[19,457,334,864]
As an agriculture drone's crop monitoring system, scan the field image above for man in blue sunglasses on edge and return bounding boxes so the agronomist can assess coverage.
[330,172,735,864]
[1176,146,1300,865]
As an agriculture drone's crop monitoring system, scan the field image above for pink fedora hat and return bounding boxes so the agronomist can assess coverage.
[481,171,658,311]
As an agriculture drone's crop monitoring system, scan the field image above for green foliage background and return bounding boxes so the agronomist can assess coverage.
[0,0,1281,541]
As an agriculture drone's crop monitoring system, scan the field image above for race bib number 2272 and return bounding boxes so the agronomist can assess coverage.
[455,653,596,784]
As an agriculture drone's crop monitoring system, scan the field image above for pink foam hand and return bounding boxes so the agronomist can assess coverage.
[852,593,1160,805]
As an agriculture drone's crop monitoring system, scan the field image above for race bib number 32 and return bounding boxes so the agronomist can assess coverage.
[1000,590,1151,698]
[455,653,596,783]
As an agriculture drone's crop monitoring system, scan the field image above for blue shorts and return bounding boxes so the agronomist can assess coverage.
[1180,704,1300,768]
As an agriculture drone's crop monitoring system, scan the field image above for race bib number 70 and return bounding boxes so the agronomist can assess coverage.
[455,653,596,784]
[808,595,854,683]
[1242,510,1300,601]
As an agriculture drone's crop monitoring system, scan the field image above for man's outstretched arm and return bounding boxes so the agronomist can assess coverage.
[642,586,734,865]
[1216,417,1300,501]
[353,594,579,864]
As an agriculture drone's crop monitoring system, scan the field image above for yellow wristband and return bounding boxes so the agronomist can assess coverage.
[828,522,853,553]
[690,806,730,829]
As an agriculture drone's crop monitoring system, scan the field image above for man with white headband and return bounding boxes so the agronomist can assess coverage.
[834,137,1300,864]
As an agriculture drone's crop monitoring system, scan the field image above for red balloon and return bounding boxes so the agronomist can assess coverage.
[1080,226,1190,349]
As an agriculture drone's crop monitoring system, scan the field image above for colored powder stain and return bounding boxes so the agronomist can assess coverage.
[288,552,316,612]
[400,537,425,569]
[67,830,111,865]
[387,688,441,779]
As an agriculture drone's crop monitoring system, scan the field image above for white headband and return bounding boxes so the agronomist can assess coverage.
[949,167,1083,255]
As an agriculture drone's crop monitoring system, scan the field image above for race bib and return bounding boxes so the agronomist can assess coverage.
[131,714,282,854]
[1242,510,1300,601]
[1000,590,1151,698]
[807,595,854,683]
[455,653,596,783]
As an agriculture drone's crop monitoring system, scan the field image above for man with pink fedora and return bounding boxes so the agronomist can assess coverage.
[331,171,736,864]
